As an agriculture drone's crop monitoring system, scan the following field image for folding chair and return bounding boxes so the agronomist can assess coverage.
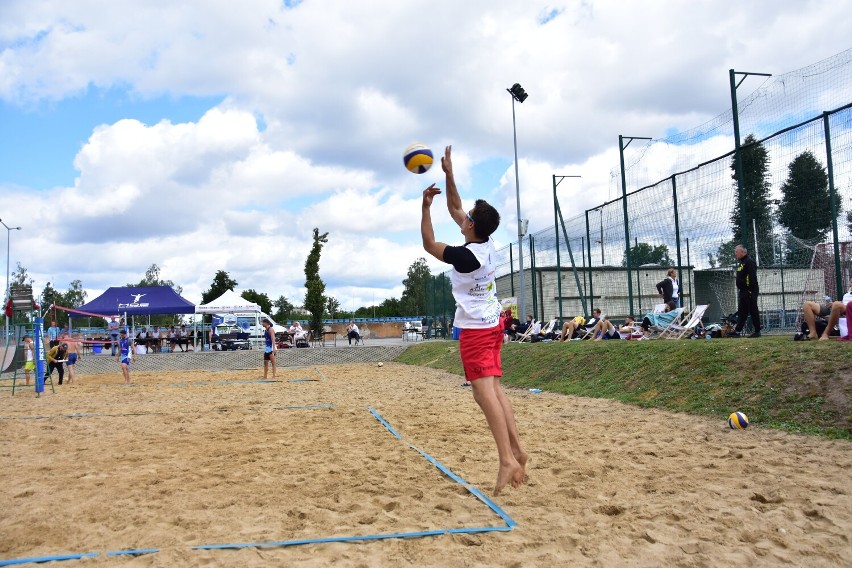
[538,319,557,340]
[665,305,709,339]
[647,308,686,339]
[515,320,540,342]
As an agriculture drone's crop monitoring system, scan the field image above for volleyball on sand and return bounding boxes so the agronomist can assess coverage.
[403,143,433,174]
[728,411,749,429]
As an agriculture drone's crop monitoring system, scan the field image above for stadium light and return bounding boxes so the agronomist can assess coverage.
[1,219,22,342]
[507,83,529,317]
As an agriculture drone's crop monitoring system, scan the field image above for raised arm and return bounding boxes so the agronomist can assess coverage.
[442,145,467,227]
[421,183,448,262]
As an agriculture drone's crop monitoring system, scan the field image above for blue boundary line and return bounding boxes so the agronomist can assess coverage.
[367,406,517,528]
[104,548,160,557]
[0,552,99,566]
[0,406,513,565]
[368,407,402,438]
[193,526,510,550]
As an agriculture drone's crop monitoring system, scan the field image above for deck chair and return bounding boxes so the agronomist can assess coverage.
[665,305,709,339]
[646,307,686,339]
[538,319,557,340]
[515,320,540,343]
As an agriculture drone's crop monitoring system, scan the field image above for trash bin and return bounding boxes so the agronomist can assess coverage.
[92,343,103,354]
[452,326,461,340]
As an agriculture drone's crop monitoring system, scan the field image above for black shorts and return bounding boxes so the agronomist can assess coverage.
[264,351,274,361]
[818,304,832,317]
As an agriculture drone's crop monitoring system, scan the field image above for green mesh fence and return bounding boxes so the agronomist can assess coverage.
[426,50,852,334]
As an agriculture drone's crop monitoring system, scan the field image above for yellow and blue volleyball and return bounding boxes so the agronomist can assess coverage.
[403,143,433,174]
[728,411,749,429]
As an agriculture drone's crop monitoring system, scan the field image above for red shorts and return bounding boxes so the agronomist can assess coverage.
[459,320,504,381]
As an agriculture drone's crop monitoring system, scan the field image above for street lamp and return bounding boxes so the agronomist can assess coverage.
[507,83,529,318]
[1,218,22,342]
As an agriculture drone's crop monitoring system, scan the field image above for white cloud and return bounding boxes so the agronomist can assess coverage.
[1,0,851,311]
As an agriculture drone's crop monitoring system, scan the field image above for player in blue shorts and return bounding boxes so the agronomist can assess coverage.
[261,319,277,379]
[116,329,135,384]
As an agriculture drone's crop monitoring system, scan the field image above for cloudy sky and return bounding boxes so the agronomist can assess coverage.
[1,0,850,312]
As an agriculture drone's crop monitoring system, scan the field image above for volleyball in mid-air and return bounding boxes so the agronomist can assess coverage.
[403,143,433,174]
[728,411,749,429]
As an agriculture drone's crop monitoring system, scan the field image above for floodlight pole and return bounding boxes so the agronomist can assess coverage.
[618,136,651,317]
[729,69,771,250]
[508,84,528,318]
[1,219,22,342]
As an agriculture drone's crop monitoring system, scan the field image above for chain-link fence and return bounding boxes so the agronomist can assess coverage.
[426,50,852,333]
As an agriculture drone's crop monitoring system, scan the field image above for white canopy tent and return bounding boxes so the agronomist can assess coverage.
[194,290,261,348]
[195,290,261,314]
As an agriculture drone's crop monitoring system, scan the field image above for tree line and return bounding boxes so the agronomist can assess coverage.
[4,229,436,330]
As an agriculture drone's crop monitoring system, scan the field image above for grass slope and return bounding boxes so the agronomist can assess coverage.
[395,337,852,439]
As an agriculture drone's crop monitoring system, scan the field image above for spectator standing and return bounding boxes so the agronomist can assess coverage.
[731,245,761,338]
[47,320,60,348]
[107,317,120,355]
[656,268,680,307]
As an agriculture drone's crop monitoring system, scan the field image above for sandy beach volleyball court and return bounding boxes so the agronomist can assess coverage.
[1,362,849,566]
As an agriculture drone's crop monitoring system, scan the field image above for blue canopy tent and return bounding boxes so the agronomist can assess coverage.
[69,286,196,318]
[69,287,196,348]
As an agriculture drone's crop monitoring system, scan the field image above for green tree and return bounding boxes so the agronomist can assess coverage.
[65,280,87,308]
[377,297,401,317]
[621,242,672,267]
[201,270,238,305]
[400,258,431,315]
[713,239,739,268]
[272,295,295,323]
[129,264,183,295]
[242,289,272,314]
[326,296,341,319]
[10,262,34,288]
[40,282,67,328]
[730,134,773,265]
[303,228,329,334]
[778,151,840,244]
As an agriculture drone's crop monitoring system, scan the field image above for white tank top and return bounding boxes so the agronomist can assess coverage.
[451,239,502,329]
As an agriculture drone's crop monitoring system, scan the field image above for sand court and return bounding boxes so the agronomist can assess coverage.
[1,362,850,566]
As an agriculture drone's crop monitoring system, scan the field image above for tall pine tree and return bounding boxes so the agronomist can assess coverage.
[728,134,773,265]
[304,228,329,334]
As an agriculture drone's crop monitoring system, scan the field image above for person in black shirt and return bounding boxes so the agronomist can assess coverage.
[731,245,761,338]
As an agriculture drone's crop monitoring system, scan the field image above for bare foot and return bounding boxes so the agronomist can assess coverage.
[514,451,529,486]
[808,334,819,340]
[494,461,523,496]
[818,335,830,341]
